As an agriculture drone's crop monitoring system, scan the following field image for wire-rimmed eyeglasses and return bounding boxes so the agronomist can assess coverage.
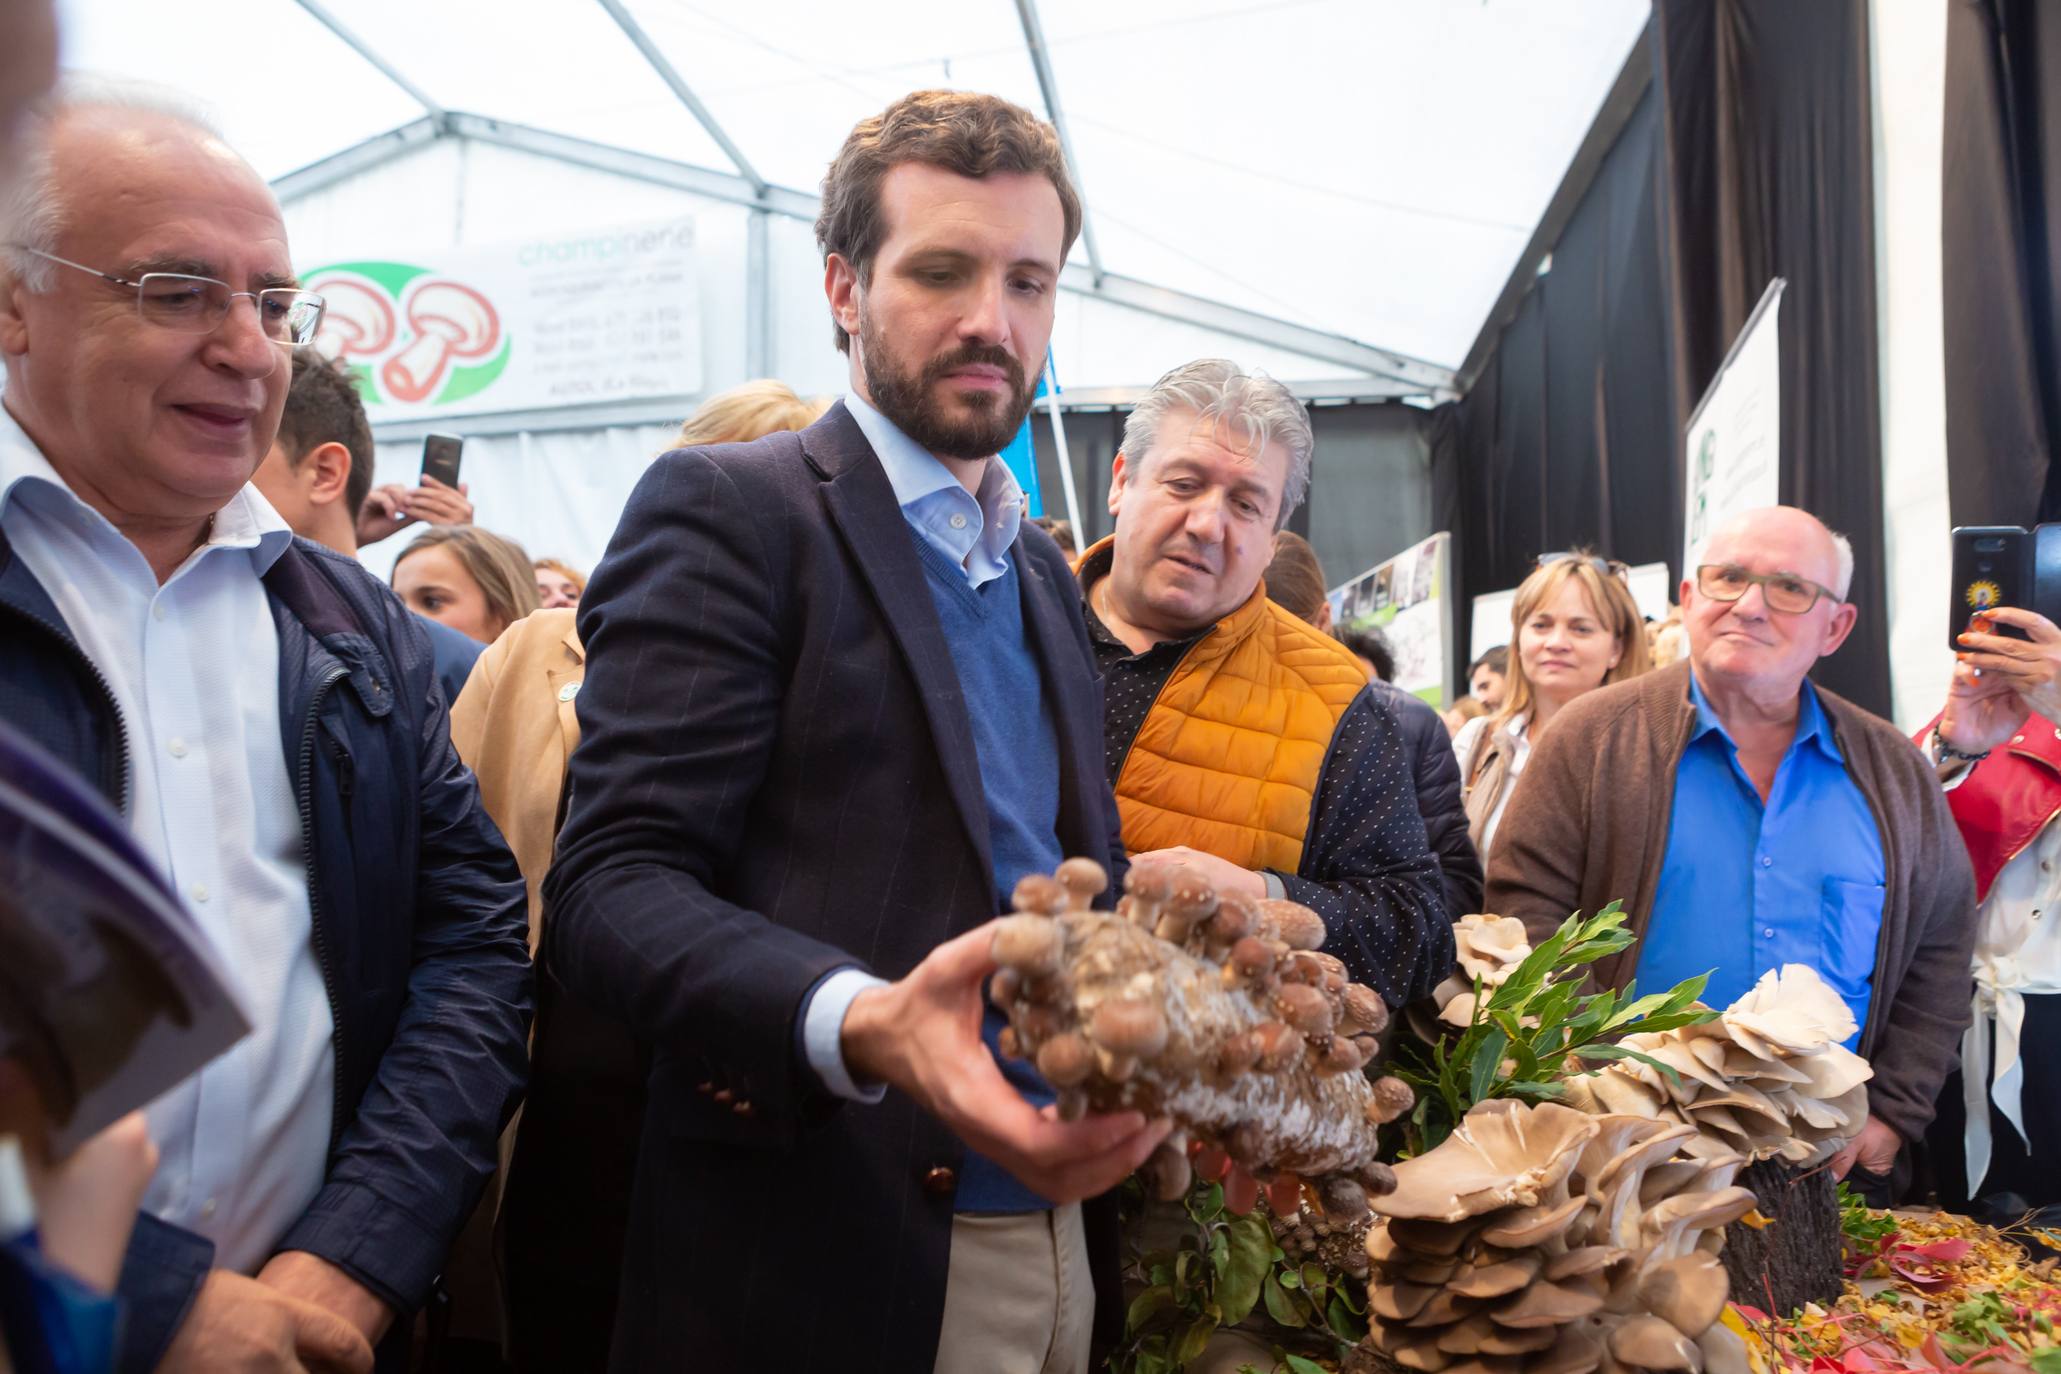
[10,246,326,346]
[1694,563,1841,614]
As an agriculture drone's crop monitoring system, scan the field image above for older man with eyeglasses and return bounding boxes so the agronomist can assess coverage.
[0,88,530,1373]
[1485,506,1974,1205]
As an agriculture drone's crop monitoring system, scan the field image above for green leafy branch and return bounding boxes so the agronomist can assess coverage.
[1114,1182,1364,1374]
[1393,903,1717,1153]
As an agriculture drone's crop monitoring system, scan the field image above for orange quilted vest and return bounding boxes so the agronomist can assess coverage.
[1087,540,1369,872]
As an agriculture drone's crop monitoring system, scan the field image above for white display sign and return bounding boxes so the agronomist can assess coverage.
[300,218,702,422]
[1683,277,1784,575]
[1329,532,1453,708]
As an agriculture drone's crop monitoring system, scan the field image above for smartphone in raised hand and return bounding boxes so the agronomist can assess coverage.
[1950,525,2031,650]
[420,433,463,490]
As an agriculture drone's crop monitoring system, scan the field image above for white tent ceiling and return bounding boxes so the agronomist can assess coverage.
[53,0,1648,375]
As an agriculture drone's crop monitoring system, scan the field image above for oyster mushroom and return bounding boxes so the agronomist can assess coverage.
[1609,1314,1701,1372]
[1490,1280,1604,1329]
[1637,1254,1728,1337]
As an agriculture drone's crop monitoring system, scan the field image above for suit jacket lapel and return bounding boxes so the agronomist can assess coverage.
[805,405,995,883]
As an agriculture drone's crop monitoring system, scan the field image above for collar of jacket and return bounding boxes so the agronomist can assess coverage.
[1073,533,1272,656]
[1920,708,2061,903]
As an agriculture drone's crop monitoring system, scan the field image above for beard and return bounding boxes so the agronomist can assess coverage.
[859,309,1036,460]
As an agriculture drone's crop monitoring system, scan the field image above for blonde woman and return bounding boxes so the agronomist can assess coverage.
[675,379,829,448]
[391,525,540,644]
[534,556,586,611]
[1452,552,1650,854]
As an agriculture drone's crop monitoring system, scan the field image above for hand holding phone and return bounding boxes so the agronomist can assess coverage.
[1950,526,2032,651]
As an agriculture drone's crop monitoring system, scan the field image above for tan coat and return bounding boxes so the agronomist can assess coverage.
[449,608,585,951]
[1484,659,1976,1144]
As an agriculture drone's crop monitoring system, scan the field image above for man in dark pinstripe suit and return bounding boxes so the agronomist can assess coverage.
[541,91,1165,1373]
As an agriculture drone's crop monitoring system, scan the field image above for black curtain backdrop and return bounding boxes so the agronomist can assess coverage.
[1436,5,1889,716]
[1430,77,1680,680]
[1942,0,2061,526]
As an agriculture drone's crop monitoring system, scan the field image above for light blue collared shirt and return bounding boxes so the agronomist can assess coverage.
[1639,672,1887,1043]
[800,393,1027,1103]
[843,390,1025,589]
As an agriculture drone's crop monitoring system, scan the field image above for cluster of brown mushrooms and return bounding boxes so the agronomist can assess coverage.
[1360,1099,1757,1374]
[990,859,1413,1216]
[1560,964,1873,1166]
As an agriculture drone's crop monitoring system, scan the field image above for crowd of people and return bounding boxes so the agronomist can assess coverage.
[0,38,2054,1374]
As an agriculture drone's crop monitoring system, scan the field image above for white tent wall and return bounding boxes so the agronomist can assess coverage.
[1869,0,1951,734]
[281,130,1397,582]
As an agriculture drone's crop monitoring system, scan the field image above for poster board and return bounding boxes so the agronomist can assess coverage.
[1328,532,1453,708]
[1684,277,1784,575]
[301,217,702,423]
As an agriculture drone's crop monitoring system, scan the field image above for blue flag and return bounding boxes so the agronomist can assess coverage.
[998,356,1055,518]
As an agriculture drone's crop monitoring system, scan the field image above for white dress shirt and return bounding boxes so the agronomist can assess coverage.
[800,393,1027,1103]
[0,404,334,1273]
[1450,711,1531,854]
[1935,736,2061,1191]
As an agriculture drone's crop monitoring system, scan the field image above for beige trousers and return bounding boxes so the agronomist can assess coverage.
[932,1203,1094,1374]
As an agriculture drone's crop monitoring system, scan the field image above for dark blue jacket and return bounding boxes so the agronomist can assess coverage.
[0,528,532,1372]
[1368,680,1483,923]
[541,404,1128,1372]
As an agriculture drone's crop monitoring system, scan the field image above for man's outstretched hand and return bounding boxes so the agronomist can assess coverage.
[841,922,1173,1203]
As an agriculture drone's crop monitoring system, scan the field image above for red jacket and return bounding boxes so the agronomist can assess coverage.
[1919,712,2061,903]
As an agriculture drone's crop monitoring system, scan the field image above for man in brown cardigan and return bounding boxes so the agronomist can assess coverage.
[1486,507,1974,1199]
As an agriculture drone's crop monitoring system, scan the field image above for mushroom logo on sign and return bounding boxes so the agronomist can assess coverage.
[304,260,512,409]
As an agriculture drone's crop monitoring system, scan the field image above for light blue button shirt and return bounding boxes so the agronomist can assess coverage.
[801,393,1026,1101]
[1639,673,1887,1043]
[843,390,1025,589]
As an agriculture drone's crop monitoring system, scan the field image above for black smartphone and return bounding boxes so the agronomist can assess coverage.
[421,433,463,489]
[1950,525,2032,649]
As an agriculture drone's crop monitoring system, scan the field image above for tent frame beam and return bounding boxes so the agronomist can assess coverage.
[1012,0,1104,286]
[273,115,1454,393]
[593,0,769,196]
[290,0,446,118]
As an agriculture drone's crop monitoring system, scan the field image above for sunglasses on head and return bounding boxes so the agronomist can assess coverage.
[1536,551,1630,583]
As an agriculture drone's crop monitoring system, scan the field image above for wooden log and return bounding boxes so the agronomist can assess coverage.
[1718,1158,1845,1317]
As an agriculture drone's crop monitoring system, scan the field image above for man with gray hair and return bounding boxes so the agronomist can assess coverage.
[1076,359,1450,1007]
[1486,506,1974,1203]
[1,87,530,1371]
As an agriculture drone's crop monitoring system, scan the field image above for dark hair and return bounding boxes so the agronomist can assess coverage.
[1265,530,1328,624]
[815,89,1082,354]
[1469,644,1509,678]
[277,350,375,521]
[1031,515,1077,558]
[1337,626,1395,683]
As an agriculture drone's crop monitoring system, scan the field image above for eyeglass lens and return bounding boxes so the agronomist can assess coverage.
[1698,564,1820,612]
[138,273,324,345]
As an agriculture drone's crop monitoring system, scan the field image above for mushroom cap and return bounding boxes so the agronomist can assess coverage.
[1256,897,1327,950]
[1254,1020,1304,1072]
[1722,963,1857,1052]
[1035,1032,1095,1087]
[1342,983,1390,1035]
[1476,1324,1559,1357]
[1161,871,1219,923]
[1490,1279,1604,1329]
[1435,1312,1499,1355]
[1205,890,1260,942]
[1319,1174,1371,1223]
[990,914,1064,975]
[1638,1254,1729,1338]
[1090,998,1168,1057]
[1408,1287,1487,1329]
[1274,981,1335,1036]
[1214,1030,1262,1077]
[1053,856,1108,905]
[1454,914,1531,983]
[1792,1042,1872,1100]
[1229,935,1277,977]
[1447,1251,1542,1299]
[1317,1034,1374,1075]
[1479,1191,1586,1248]
[1366,1075,1416,1126]
[1531,1317,1610,1374]
[1371,1280,1441,1323]
[1365,1223,1400,1265]
[1543,1246,1630,1282]
[1379,1100,1600,1222]
[1388,1215,1488,1257]
[1695,1323,1751,1374]
[1609,1314,1702,1372]
[1441,990,1482,1029]
[1123,863,1174,904]
[1010,873,1067,915]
